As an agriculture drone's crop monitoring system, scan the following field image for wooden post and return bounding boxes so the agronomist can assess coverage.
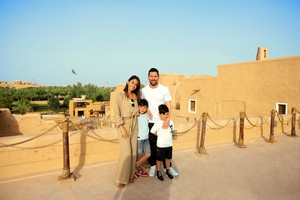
[198,113,208,154]
[269,109,275,143]
[58,118,74,183]
[291,107,296,136]
[237,112,246,148]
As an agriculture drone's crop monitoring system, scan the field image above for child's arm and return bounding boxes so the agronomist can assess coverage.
[147,109,153,120]
[150,122,158,136]
[151,131,157,136]
[162,101,171,129]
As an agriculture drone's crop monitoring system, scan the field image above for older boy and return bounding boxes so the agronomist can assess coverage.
[135,99,151,178]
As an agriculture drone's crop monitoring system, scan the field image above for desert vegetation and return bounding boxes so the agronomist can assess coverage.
[0,82,115,114]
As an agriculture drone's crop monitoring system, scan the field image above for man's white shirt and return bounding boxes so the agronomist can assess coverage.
[141,84,172,123]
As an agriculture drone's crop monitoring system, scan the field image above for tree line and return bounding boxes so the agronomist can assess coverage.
[0,82,115,114]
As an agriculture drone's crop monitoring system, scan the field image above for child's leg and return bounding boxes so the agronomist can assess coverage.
[137,152,151,168]
[165,159,171,170]
[165,159,173,179]
[136,140,143,167]
[137,139,151,168]
[156,160,161,172]
[136,154,142,168]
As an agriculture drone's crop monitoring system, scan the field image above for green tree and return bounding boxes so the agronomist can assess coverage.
[35,87,47,100]
[0,87,14,109]
[61,96,72,108]
[0,96,13,109]
[12,99,33,115]
[48,97,60,112]
[96,94,104,101]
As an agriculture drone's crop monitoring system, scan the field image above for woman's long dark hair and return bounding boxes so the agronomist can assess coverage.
[123,75,141,102]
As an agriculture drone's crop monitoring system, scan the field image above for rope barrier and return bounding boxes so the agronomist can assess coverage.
[69,120,81,131]
[86,128,119,143]
[276,111,291,126]
[0,122,62,147]
[2,130,80,149]
[261,116,270,124]
[172,115,190,121]
[1,107,299,148]
[176,120,198,136]
[206,115,233,130]
[244,114,261,127]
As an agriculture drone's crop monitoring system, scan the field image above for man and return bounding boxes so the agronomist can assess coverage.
[141,68,179,177]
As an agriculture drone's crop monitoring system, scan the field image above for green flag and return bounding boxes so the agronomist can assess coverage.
[72,69,77,75]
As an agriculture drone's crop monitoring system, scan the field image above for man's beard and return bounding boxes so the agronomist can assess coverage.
[150,80,158,87]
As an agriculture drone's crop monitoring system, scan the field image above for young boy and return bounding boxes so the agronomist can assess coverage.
[135,99,151,178]
[150,104,175,181]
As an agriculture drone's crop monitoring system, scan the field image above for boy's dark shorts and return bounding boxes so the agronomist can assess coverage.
[156,146,172,161]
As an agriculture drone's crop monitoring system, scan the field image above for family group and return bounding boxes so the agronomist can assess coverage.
[114,68,179,189]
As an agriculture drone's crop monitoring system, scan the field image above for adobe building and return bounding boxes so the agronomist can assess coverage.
[0,80,41,88]
[110,48,300,122]
[68,95,107,117]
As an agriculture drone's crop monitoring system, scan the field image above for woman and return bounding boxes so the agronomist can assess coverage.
[114,75,141,188]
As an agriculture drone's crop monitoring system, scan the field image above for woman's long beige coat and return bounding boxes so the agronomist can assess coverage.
[114,91,139,185]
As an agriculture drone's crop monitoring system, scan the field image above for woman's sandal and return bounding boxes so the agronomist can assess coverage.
[129,178,134,183]
[116,183,125,189]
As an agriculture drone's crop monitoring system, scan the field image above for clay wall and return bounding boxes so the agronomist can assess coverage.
[0,114,298,180]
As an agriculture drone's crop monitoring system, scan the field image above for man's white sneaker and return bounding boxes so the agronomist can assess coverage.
[149,165,156,177]
[169,167,179,176]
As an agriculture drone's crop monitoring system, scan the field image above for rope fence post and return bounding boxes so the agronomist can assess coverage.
[58,118,74,183]
[269,109,275,143]
[198,113,208,155]
[291,107,296,137]
[237,112,246,148]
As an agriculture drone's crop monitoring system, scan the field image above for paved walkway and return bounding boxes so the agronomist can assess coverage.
[1,134,300,200]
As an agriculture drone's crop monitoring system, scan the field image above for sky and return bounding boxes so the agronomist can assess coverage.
[1,0,300,87]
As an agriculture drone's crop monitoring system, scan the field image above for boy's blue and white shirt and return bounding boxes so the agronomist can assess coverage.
[150,119,175,148]
[137,113,149,140]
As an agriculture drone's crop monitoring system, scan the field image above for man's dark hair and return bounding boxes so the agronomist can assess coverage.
[158,104,169,114]
[139,99,148,107]
[148,68,159,76]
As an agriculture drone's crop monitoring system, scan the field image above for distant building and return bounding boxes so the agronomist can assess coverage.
[0,81,9,87]
[0,80,40,88]
[68,95,108,117]
[110,47,300,122]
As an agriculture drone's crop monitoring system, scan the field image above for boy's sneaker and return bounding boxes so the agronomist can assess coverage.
[164,167,179,176]
[156,171,164,181]
[169,167,179,176]
[138,168,148,177]
[165,169,173,179]
[149,165,156,177]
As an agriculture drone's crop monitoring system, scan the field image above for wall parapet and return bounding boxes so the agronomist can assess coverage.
[1,111,299,181]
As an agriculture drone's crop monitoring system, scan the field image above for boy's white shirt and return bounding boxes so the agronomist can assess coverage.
[150,119,174,148]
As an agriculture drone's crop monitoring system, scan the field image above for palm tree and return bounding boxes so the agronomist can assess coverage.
[12,99,32,115]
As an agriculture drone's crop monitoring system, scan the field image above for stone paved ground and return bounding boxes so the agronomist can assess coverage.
[0,134,300,200]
